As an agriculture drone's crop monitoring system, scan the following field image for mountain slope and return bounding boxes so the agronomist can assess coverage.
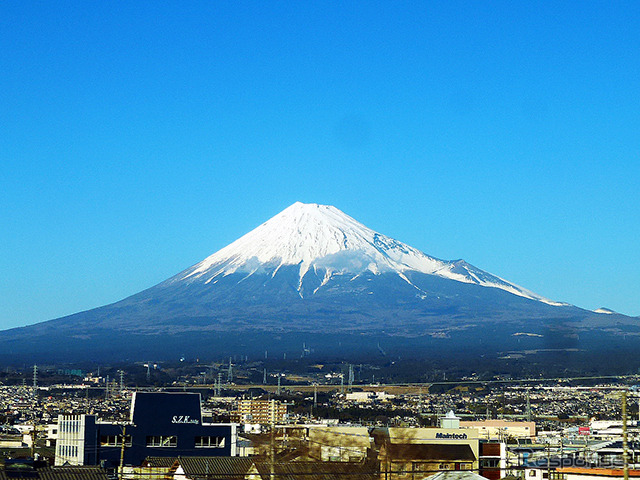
[0,202,636,367]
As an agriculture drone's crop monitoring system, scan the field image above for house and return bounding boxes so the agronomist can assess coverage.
[0,461,108,480]
[251,461,379,480]
[524,456,596,480]
[379,443,477,480]
[168,456,254,480]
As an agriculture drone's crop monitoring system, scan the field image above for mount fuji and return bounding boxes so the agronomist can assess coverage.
[1,202,637,367]
[177,202,561,305]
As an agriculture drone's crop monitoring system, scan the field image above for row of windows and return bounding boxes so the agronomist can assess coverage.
[58,445,79,458]
[393,462,474,473]
[97,435,226,448]
[195,436,226,448]
[437,463,472,471]
[100,435,132,447]
[147,436,177,447]
[59,421,81,434]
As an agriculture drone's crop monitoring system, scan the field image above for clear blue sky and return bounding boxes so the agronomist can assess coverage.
[1,1,639,330]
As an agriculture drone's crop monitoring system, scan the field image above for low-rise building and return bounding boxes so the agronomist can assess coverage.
[375,427,482,480]
[459,420,536,440]
[237,399,287,425]
[55,392,238,468]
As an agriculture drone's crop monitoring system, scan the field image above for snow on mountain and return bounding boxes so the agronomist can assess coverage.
[178,202,563,305]
[594,307,615,314]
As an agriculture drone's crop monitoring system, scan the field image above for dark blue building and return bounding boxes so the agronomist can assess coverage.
[55,392,238,467]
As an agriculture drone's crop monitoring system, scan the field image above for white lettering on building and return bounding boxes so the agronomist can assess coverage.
[171,415,199,424]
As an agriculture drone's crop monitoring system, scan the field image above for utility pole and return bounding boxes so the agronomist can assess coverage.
[623,389,629,480]
[263,368,267,385]
[119,371,124,393]
[584,434,589,464]
[227,357,233,383]
[30,426,37,458]
[526,389,532,422]
[270,417,275,480]
[277,375,281,396]
[546,440,551,480]
[119,425,127,480]
[105,375,110,400]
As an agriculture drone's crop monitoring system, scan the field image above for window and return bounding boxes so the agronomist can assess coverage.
[459,464,473,470]
[439,464,453,471]
[195,436,226,448]
[146,436,177,447]
[100,435,131,447]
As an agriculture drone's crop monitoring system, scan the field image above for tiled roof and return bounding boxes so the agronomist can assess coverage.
[173,457,255,479]
[143,457,179,468]
[0,466,108,480]
[252,461,378,480]
[38,467,109,480]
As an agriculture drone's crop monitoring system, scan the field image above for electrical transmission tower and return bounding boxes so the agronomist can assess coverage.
[32,365,38,390]
[348,364,354,392]
[313,384,317,409]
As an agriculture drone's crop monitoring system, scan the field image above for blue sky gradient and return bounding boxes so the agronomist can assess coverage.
[1,1,639,329]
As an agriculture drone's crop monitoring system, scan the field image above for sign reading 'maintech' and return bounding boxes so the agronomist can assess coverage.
[435,432,468,439]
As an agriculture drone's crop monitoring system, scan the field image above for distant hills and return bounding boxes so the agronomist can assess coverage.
[1,202,638,374]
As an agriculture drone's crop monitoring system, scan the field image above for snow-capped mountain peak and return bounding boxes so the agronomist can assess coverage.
[178,202,562,305]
